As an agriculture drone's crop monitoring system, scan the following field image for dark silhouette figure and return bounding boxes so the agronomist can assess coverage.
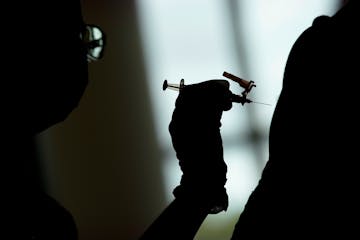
[139,1,359,239]
[231,0,358,238]
[2,1,104,239]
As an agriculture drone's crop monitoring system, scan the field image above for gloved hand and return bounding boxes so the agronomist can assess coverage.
[169,80,233,214]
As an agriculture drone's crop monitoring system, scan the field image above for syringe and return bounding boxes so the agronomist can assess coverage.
[163,79,185,91]
[163,73,271,106]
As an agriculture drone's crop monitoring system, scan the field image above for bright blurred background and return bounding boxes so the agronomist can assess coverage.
[36,1,341,239]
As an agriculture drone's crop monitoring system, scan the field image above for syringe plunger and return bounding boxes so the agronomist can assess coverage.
[163,79,185,91]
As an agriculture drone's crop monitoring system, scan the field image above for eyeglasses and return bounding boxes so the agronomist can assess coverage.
[81,24,106,62]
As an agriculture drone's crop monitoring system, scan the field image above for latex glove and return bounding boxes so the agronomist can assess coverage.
[169,80,233,214]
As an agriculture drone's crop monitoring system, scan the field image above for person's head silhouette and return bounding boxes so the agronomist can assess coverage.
[4,0,105,137]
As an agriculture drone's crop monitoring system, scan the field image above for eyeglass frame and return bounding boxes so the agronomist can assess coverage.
[80,23,106,62]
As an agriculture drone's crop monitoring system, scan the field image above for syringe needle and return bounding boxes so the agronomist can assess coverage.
[251,100,272,106]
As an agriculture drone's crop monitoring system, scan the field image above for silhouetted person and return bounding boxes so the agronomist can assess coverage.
[231,0,358,238]
[139,0,358,239]
[2,1,104,239]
